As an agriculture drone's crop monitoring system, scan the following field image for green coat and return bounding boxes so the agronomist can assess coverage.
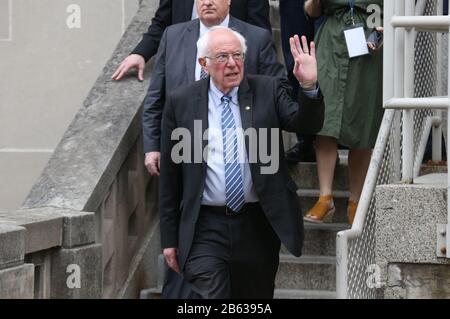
[315,0,383,148]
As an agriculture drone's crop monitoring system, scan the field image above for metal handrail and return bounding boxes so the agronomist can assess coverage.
[336,109,396,298]
[385,97,450,109]
[336,0,449,299]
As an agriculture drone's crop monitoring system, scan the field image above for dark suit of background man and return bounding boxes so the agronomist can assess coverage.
[160,27,324,298]
[112,0,271,81]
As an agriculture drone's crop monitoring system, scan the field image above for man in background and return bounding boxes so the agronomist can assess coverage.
[112,0,271,81]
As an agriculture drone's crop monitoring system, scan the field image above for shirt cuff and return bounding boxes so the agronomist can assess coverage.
[302,82,319,99]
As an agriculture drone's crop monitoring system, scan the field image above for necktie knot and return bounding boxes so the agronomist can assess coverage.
[221,95,232,105]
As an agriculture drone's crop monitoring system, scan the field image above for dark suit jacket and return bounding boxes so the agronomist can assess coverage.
[143,16,287,153]
[132,0,271,61]
[160,75,324,270]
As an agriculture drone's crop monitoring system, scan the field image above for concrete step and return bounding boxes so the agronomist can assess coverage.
[141,282,337,299]
[289,162,349,191]
[274,288,336,299]
[275,255,336,291]
[281,223,349,256]
[298,189,351,224]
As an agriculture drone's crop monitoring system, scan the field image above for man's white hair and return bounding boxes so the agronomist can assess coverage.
[197,26,247,64]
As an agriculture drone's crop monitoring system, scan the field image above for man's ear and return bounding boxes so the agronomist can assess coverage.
[199,57,208,72]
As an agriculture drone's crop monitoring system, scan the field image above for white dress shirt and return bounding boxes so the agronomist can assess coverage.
[202,80,259,205]
[191,2,198,19]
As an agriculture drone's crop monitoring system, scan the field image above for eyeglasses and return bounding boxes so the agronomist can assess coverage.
[205,52,245,64]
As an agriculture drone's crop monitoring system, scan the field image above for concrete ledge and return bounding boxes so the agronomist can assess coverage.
[0,224,25,270]
[61,211,96,248]
[0,209,63,254]
[0,264,34,299]
[0,207,97,254]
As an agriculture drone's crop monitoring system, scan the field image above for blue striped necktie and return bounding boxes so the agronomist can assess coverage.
[221,95,245,213]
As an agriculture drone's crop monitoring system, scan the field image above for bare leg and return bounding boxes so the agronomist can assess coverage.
[348,149,372,202]
[304,136,338,222]
[315,135,338,196]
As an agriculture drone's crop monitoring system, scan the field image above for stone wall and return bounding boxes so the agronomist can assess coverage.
[0,0,140,211]
[0,0,160,299]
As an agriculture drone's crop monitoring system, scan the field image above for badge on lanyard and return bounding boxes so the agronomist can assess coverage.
[343,0,369,58]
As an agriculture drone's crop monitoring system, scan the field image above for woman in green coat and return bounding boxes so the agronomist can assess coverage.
[303,0,383,225]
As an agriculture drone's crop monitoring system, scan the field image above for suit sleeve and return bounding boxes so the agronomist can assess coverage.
[275,79,324,134]
[247,0,271,31]
[131,0,173,62]
[159,93,182,249]
[142,29,168,153]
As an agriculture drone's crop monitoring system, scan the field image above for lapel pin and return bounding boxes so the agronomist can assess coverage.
[245,106,251,111]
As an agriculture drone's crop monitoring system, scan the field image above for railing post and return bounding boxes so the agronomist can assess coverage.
[447,22,450,259]
[394,0,405,182]
[336,233,348,299]
[402,0,416,183]
[447,114,450,258]
[433,0,444,162]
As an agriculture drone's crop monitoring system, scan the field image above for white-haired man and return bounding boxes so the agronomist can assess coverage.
[160,26,324,298]
[141,0,287,177]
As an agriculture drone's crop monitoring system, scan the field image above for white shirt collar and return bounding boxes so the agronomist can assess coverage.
[199,15,230,37]
[210,78,239,106]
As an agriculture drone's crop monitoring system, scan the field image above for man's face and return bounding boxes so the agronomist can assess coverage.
[201,30,245,94]
[196,0,231,27]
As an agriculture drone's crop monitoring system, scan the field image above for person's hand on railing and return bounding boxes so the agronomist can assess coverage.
[111,54,146,81]
[145,151,161,176]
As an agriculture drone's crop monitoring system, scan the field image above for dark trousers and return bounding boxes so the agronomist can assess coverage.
[183,203,281,299]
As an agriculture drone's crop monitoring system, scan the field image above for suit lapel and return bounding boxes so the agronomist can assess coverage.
[194,78,210,177]
[238,77,253,157]
[183,21,200,82]
[228,16,237,29]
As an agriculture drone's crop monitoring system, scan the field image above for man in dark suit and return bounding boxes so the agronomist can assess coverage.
[160,27,324,298]
[112,0,270,81]
[143,0,286,176]
[141,0,286,299]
